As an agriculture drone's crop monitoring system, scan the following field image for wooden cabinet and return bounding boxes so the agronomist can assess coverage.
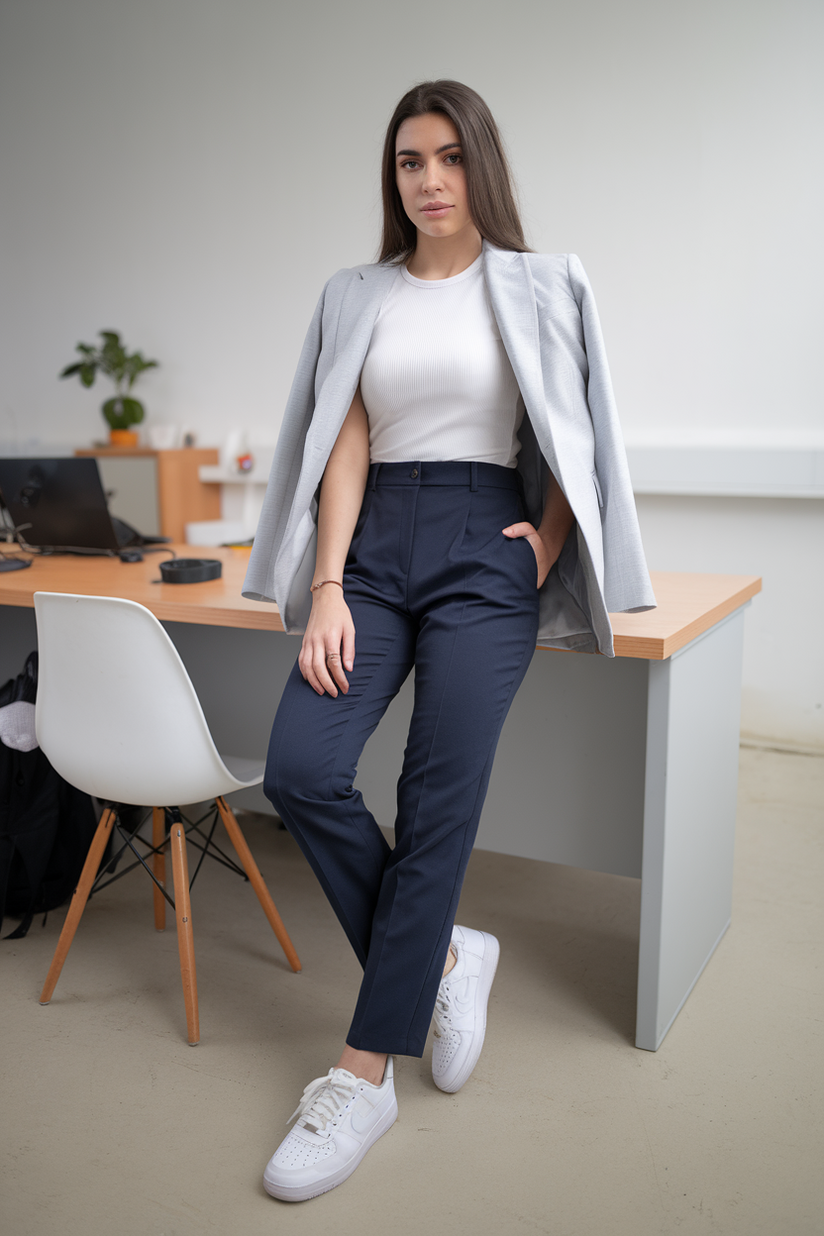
[75,447,221,542]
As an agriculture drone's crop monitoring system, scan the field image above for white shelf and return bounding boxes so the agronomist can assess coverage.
[199,464,271,485]
[626,447,824,499]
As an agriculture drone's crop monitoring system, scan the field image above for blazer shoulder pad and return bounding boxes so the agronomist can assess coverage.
[329,258,396,282]
[322,259,395,303]
[525,252,580,314]
[324,265,363,295]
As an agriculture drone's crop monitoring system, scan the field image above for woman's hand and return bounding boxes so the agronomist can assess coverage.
[299,585,355,697]
[503,474,575,589]
[301,386,369,697]
[502,521,562,589]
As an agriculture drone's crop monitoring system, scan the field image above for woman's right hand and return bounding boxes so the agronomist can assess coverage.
[300,385,368,697]
[298,585,355,697]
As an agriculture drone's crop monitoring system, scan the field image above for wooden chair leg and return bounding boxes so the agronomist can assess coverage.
[215,796,302,973]
[40,806,117,1005]
[169,819,199,1045]
[152,806,166,931]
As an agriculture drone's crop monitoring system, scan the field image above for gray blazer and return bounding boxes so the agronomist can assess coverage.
[243,241,656,656]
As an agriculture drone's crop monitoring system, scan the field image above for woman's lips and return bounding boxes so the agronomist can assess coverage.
[421,204,453,219]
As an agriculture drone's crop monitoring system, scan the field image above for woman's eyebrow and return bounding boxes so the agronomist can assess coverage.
[396,143,462,157]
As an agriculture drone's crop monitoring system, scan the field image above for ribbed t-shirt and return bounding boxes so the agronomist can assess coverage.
[360,255,523,468]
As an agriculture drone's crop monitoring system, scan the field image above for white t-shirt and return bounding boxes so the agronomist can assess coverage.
[360,255,524,468]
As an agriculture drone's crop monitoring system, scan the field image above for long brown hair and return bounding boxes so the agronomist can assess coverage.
[379,80,531,264]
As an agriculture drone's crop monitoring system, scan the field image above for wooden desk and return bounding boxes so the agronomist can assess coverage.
[0,547,759,655]
[0,552,761,1051]
[0,545,273,630]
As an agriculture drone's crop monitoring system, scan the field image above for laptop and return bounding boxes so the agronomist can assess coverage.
[0,457,168,554]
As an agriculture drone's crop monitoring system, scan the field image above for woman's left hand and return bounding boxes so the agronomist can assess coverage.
[502,522,560,589]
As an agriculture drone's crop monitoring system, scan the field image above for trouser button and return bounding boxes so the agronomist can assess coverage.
[410,468,418,478]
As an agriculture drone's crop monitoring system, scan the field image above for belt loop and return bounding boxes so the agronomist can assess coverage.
[368,463,380,491]
[470,461,478,492]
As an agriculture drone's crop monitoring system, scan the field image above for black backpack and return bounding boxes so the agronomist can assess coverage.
[0,651,99,938]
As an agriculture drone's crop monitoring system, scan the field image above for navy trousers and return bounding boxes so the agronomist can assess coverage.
[264,461,540,1057]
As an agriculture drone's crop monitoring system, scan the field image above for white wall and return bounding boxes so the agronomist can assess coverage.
[1,0,822,747]
[636,496,823,750]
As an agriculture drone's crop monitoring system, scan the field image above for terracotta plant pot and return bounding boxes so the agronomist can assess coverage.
[109,429,139,448]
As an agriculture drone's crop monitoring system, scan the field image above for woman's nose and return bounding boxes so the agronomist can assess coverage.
[422,161,443,193]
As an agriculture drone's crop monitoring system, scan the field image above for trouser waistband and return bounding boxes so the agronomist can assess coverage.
[367,460,520,492]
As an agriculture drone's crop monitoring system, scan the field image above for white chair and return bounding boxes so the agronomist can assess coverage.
[33,590,300,1044]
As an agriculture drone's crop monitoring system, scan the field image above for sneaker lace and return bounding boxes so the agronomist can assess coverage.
[432,981,452,1040]
[287,1069,358,1131]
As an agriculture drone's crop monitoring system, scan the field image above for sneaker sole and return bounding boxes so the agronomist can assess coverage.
[263,1096,399,1202]
[435,931,500,1094]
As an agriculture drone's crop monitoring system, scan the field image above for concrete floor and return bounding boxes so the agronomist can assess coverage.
[1,746,821,1236]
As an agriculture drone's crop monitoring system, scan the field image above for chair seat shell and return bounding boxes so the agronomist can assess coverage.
[34,592,263,807]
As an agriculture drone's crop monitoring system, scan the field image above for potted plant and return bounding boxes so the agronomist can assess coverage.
[60,331,160,447]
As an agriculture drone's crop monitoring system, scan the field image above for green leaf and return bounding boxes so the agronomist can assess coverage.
[122,352,160,390]
[102,396,125,428]
[102,395,144,429]
[99,340,127,383]
[64,332,158,395]
[120,396,144,426]
[100,338,125,362]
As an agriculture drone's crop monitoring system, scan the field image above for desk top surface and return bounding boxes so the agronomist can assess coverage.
[0,546,761,661]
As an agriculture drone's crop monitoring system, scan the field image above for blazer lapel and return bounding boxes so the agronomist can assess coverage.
[483,241,562,479]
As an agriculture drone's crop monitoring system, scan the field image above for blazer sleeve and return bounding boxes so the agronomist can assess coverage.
[242,281,328,603]
[566,254,656,613]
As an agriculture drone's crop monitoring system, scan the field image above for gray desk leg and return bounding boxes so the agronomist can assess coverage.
[635,607,747,1050]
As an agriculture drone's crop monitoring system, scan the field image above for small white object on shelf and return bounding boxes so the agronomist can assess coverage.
[185,519,249,546]
[147,424,180,449]
[199,464,273,483]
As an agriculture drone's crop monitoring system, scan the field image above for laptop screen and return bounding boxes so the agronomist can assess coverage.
[0,457,121,552]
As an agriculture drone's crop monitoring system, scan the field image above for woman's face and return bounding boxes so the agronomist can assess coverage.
[394,112,476,244]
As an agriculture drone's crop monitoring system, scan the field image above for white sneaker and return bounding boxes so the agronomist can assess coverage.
[263,1057,397,1202]
[432,925,500,1093]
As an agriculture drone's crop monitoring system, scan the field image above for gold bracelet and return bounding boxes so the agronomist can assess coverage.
[310,579,344,593]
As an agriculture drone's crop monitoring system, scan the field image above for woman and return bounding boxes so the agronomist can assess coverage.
[244,80,654,1202]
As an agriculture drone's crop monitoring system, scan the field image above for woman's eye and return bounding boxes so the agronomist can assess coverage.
[445,154,462,165]
[399,160,420,171]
